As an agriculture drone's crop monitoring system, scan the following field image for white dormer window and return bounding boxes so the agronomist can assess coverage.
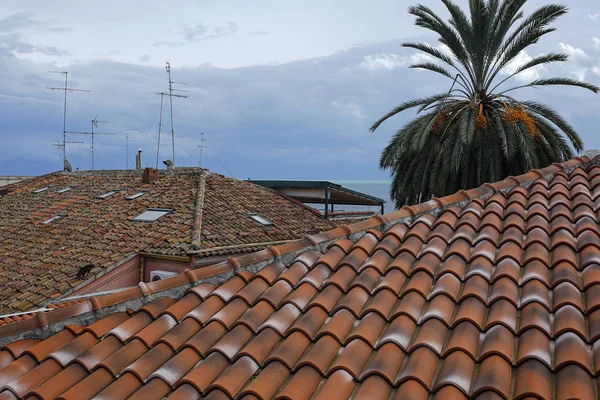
[249,214,273,226]
[125,191,148,200]
[41,215,65,225]
[98,190,118,199]
[132,208,173,222]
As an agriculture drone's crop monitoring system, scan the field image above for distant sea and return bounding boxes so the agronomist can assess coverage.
[312,180,395,214]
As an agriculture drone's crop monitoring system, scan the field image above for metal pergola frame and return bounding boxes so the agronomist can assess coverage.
[249,180,385,219]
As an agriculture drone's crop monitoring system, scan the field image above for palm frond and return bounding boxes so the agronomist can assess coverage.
[408,5,475,82]
[522,100,584,151]
[370,94,451,132]
[401,42,456,68]
[409,62,455,79]
[485,4,568,87]
[500,78,600,94]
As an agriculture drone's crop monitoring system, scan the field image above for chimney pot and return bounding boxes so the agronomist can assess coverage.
[136,149,142,170]
[142,167,158,183]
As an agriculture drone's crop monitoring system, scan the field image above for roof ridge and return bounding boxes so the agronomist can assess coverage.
[0,155,593,344]
[189,169,207,251]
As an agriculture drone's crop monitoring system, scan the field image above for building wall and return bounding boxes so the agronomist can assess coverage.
[144,257,191,282]
[71,254,192,296]
[0,176,33,187]
[73,255,142,295]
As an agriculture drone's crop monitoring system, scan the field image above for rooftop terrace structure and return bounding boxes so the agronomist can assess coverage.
[249,180,386,219]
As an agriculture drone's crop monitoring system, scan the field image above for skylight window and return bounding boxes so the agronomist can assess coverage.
[249,214,273,226]
[125,191,148,200]
[41,215,65,225]
[131,208,173,222]
[98,190,118,199]
[33,187,49,194]
[57,187,71,194]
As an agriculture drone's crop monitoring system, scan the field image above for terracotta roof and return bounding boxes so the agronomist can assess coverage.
[0,168,335,314]
[1,155,600,398]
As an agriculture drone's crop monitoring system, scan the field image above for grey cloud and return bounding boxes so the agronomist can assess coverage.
[0,12,71,34]
[154,22,238,47]
[181,22,238,42]
[152,40,185,48]
[0,12,37,33]
[248,30,269,36]
[0,13,70,56]
[181,24,208,41]
[0,33,70,56]
[556,42,600,80]
[359,53,407,71]
[0,36,599,179]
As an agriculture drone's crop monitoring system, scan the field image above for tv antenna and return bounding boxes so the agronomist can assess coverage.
[52,139,83,171]
[47,71,90,167]
[156,93,164,170]
[155,62,188,168]
[67,115,115,170]
[198,132,208,168]
[125,128,138,169]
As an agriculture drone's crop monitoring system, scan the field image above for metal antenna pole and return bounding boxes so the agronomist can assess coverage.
[68,115,114,170]
[156,94,164,170]
[47,71,90,167]
[154,62,188,168]
[91,119,94,170]
[63,72,67,162]
[125,128,137,169]
[197,132,208,168]
[166,62,175,165]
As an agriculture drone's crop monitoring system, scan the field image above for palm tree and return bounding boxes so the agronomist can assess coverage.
[371,0,598,208]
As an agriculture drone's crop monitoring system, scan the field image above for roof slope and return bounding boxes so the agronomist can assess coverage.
[1,156,600,398]
[0,168,335,314]
[196,173,335,253]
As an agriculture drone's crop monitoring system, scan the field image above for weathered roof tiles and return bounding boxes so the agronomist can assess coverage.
[0,168,336,314]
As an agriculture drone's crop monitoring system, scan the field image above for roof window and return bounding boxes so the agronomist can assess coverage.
[98,190,118,199]
[249,214,273,226]
[33,187,49,194]
[41,214,65,225]
[125,191,148,200]
[57,187,71,194]
[132,208,173,222]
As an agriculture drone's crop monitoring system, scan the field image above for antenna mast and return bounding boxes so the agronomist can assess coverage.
[47,71,90,167]
[155,62,188,167]
[68,115,115,170]
[198,132,208,168]
[125,128,138,169]
[156,94,165,170]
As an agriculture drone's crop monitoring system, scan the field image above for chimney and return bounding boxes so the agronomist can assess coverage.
[135,149,142,170]
[142,167,159,183]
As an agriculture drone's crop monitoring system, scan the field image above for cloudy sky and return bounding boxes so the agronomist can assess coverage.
[1,0,599,181]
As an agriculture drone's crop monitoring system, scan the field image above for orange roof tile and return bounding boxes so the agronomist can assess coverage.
[1,156,600,398]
